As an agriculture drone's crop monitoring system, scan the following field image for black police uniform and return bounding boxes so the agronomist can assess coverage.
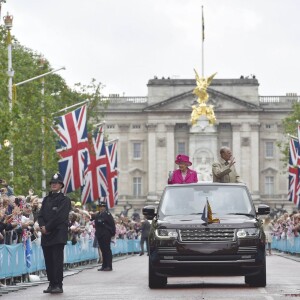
[38,174,71,293]
[92,205,116,271]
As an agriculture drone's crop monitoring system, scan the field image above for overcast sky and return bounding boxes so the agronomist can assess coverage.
[3,0,300,97]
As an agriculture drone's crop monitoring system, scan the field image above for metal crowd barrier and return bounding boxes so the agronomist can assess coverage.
[0,238,141,280]
[272,236,300,253]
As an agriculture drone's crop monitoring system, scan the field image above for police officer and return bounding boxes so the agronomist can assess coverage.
[91,201,116,271]
[38,173,71,294]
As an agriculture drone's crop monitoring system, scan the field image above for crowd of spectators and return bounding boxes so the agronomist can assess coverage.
[270,211,300,242]
[0,179,145,248]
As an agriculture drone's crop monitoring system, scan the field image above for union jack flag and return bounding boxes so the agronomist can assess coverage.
[104,141,118,208]
[81,126,108,204]
[53,105,89,193]
[298,124,300,165]
[288,138,300,207]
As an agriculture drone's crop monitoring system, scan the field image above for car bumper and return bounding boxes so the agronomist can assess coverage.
[150,241,265,277]
[151,257,264,277]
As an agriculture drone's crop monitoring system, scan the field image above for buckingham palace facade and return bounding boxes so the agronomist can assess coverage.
[99,77,298,215]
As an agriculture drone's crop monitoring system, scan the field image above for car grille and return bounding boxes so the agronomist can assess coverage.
[157,247,177,254]
[237,246,257,254]
[179,228,235,242]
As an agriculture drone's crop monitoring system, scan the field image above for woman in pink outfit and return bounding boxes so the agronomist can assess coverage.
[168,154,198,184]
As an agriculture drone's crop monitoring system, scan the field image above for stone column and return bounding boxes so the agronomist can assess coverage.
[118,124,130,164]
[232,123,242,175]
[250,123,260,194]
[118,124,130,196]
[166,124,175,174]
[146,123,157,200]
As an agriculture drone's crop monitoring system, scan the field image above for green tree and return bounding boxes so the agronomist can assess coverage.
[0,26,106,196]
[278,102,300,167]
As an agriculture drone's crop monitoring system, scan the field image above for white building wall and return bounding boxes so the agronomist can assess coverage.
[102,78,295,214]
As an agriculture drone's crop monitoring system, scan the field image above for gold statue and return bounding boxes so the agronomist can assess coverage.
[191,69,217,126]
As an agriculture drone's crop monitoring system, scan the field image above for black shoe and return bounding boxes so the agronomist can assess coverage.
[50,286,63,294]
[43,285,52,293]
[102,267,112,271]
[139,253,144,256]
[98,267,105,271]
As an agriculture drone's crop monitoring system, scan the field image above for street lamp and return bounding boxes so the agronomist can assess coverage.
[3,12,13,109]
[14,65,66,196]
[3,139,10,147]
[3,12,14,175]
[0,1,7,19]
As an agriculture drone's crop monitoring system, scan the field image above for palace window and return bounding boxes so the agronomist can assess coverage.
[265,176,274,195]
[133,177,142,197]
[177,142,186,155]
[221,141,229,148]
[132,124,141,129]
[265,141,274,158]
[176,124,187,130]
[219,123,232,131]
[133,142,142,159]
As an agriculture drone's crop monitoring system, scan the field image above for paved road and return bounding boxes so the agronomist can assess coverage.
[1,252,300,300]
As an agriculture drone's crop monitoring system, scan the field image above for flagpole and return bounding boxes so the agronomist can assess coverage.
[201,5,205,77]
[14,67,65,87]
[52,99,89,115]
[105,138,119,146]
[287,133,298,140]
[93,121,106,128]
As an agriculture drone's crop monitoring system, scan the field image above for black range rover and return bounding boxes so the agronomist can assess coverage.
[143,183,270,289]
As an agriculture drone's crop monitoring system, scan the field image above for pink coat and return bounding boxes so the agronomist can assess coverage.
[168,168,198,184]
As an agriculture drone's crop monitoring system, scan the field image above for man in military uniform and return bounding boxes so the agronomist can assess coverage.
[91,201,116,271]
[212,147,242,183]
[38,173,71,294]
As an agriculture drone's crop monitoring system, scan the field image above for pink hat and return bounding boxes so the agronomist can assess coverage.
[175,154,192,166]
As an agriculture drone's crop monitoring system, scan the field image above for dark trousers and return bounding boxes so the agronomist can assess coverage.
[42,244,65,287]
[140,236,149,254]
[98,234,112,269]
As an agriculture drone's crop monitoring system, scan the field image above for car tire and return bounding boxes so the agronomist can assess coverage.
[148,257,167,289]
[245,255,266,287]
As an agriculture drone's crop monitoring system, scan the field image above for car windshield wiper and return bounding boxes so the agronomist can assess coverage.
[227,213,255,217]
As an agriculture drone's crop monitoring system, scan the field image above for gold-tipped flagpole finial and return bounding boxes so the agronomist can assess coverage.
[190,69,217,126]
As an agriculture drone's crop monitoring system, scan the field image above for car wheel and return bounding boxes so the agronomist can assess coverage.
[245,256,266,287]
[148,257,167,289]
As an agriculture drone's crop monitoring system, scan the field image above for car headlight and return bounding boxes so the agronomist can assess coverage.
[155,229,178,239]
[236,228,259,238]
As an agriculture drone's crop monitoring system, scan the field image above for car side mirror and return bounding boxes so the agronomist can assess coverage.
[142,205,156,220]
[257,204,270,215]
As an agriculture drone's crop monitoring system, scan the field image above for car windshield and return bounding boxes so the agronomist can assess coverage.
[159,185,254,217]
